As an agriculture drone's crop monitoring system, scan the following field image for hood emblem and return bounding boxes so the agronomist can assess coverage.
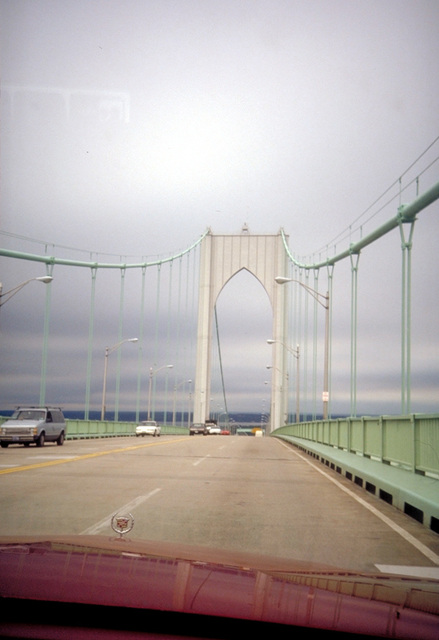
[111,513,134,538]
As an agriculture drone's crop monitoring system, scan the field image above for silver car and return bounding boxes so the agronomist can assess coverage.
[0,407,66,448]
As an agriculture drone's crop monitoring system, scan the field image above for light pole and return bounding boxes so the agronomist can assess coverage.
[267,339,300,423]
[172,379,192,426]
[0,276,53,307]
[266,365,289,425]
[0,275,54,407]
[188,384,193,429]
[101,338,138,421]
[218,411,228,429]
[148,364,173,420]
[275,276,329,420]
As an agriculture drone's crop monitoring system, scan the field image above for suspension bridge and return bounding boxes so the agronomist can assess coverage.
[0,143,438,432]
[1,141,439,534]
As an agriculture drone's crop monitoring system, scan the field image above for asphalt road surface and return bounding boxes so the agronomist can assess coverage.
[1,435,438,575]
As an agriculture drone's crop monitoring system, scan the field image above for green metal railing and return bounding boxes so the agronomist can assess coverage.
[0,416,189,438]
[66,420,189,438]
[272,414,439,476]
[65,419,137,439]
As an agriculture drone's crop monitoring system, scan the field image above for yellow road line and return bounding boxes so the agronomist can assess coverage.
[0,437,187,475]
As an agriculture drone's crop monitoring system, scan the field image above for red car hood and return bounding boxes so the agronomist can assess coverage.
[0,535,438,638]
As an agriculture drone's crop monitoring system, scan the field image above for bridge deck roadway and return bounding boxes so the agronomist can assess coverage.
[0,435,438,577]
[275,435,439,535]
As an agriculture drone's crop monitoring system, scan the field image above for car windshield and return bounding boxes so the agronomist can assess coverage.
[12,410,45,421]
[1,2,438,637]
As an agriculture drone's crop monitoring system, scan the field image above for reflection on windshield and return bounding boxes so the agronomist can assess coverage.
[1,2,438,637]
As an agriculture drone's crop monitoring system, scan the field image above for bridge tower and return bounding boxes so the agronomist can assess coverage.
[193,226,289,431]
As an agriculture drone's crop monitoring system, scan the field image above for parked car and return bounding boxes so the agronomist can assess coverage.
[0,406,66,447]
[189,423,208,435]
[136,420,161,437]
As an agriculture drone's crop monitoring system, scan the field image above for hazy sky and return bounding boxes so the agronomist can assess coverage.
[1,0,438,418]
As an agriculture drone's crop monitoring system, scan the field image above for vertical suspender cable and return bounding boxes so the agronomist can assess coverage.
[350,253,360,417]
[135,266,147,422]
[399,218,415,414]
[189,244,199,423]
[406,226,414,414]
[214,305,228,418]
[152,264,162,420]
[400,228,407,414]
[292,267,298,420]
[312,270,319,420]
[183,252,192,427]
[84,267,97,420]
[326,264,334,420]
[173,256,183,425]
[300,268,308,421]
[39,265,54,406]
[114,267,126,421]
[288,264,296,423]
[163,260,173,425]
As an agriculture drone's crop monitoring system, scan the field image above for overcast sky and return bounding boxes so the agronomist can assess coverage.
[1,0,438,419]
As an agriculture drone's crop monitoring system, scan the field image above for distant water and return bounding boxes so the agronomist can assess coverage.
[1,409,346,422]
[64,411,268,423]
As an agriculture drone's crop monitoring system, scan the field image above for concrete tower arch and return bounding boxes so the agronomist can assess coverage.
[193,227,289,431]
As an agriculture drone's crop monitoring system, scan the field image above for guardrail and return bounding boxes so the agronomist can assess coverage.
[272,414,439,476]
[271,414,439,533]
[65,420,189,438]
[0,416,189,438]
[66,419,137,439]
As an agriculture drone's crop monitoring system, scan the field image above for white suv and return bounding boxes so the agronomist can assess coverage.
[136,420,161,437]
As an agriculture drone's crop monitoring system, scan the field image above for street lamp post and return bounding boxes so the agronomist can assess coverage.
[267,339,300,423]
[275,276,329,420]
[218,411,228,430]
[101,338,138,421]
[266,365,289,425]
[0,276,53,307]
[0,276,54,408]
[172,379,192,426]
[188,384,193,429]
[148,364,173,420]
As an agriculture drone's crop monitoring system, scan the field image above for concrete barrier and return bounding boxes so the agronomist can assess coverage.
[274,434,439,534]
